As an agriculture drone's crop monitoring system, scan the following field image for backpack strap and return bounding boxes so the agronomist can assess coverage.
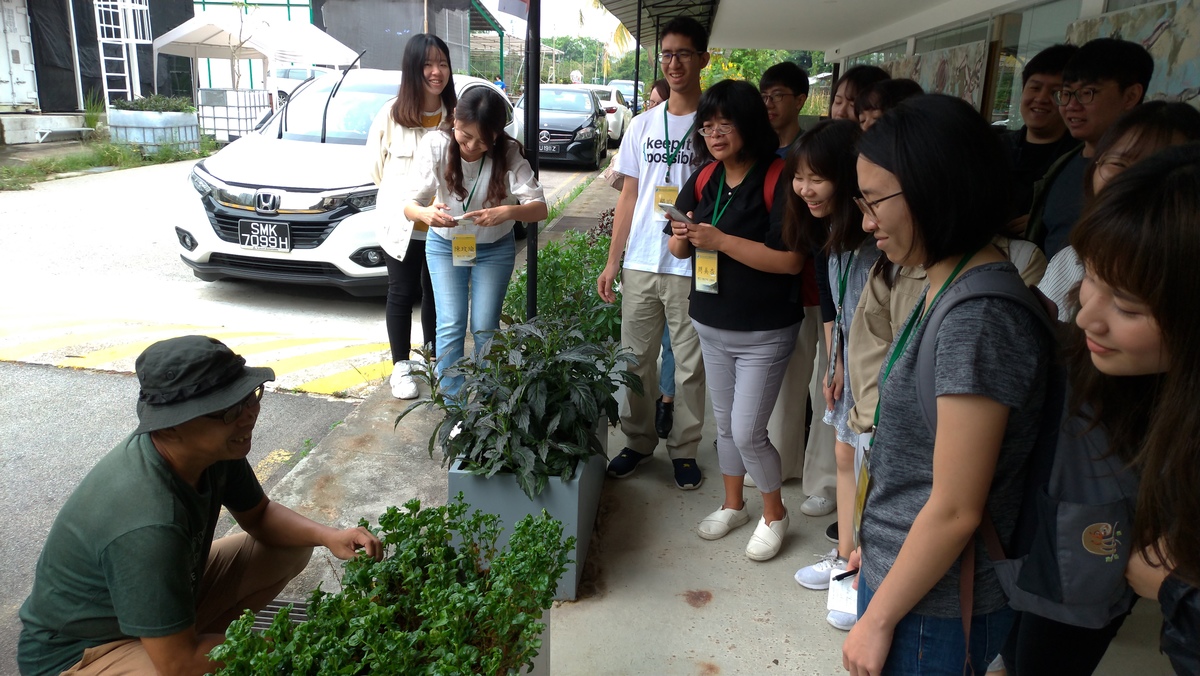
[763,157,784,212]
[693,158,784,211]
[915,269,1055,433]
[693,161,720,202]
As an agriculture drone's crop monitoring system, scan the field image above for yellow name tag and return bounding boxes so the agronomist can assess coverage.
[654,184,679,219]
[452,234,476,267]
[695,249,718,294]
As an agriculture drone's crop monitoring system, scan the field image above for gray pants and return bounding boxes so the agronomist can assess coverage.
[692,319,800,493]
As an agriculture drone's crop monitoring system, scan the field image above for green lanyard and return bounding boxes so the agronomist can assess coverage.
[710,164,754,227]
[663,105,695,178]
[461,156,488,211]
[871,249,979,432]
[835,251,857,315]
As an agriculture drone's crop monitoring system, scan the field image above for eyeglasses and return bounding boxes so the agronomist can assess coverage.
[854,191,903,221]
[697,124,735,137]
[205,385,265,425]
[1053,86,1102,106]
[1094,155,1132,184]
[659,50,697,64]
[761,92,795,104]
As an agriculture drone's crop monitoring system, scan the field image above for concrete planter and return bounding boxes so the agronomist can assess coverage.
[448,419,608,601]
[108,109,200,155]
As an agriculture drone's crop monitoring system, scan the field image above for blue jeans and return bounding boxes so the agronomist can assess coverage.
[659,326,675,398]
[858,580,1013,675]
[425,231,516,394]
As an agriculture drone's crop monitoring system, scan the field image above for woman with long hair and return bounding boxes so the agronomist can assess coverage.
[666,79,804,561]
[1110,143,1200,676]
[785,120,878,635]
[398,86,547,394]
[368,34,457,399]
[842,95,1052,674]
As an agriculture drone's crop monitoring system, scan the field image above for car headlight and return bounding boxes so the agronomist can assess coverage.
[190,170,212,196]
[347,191,377,211]
[575,126,597,141]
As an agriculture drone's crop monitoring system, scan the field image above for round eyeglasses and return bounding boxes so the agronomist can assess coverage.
[853,191,903,221]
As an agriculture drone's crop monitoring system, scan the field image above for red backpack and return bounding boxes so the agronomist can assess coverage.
[692,157,785,211]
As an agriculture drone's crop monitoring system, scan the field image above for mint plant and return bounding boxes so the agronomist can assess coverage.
[210,497,572,675]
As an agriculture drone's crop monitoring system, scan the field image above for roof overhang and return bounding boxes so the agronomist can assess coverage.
[599,0,1018,59]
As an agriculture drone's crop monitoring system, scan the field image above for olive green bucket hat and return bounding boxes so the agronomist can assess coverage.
[132,335,275,435]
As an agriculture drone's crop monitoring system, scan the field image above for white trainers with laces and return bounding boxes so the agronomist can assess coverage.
[793,548,848,590]
[800,494,836,516]
[390,361,418,400]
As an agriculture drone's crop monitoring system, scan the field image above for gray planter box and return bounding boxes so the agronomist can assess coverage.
[447,422,608,601]
[109,109,200,155]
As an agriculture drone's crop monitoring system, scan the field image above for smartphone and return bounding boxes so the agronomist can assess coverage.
[659,203,696,225]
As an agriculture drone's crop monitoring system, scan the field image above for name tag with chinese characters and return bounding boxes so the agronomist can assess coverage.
[695,249,718,294]
[452,234,477,267]
[654,184,679,220]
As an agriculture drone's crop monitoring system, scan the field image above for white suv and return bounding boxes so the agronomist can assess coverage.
[178,69,518,296]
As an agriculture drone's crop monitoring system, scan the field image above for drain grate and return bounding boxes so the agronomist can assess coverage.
[251,598,308,632]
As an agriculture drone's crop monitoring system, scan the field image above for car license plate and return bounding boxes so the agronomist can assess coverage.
[539,144,561,154]
[238,219,291,252]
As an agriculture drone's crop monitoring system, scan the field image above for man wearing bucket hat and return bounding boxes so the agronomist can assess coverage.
[17,336,383,676]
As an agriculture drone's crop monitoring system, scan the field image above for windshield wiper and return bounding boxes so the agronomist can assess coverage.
[320,51,366,144]
[277,75,319,139]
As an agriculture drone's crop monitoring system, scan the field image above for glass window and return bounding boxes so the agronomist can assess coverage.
[999,0,1083,129]
[848,41,908,66]
[267,76,399,145]
[540,89,596,112]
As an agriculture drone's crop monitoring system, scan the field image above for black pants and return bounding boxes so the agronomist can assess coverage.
[1001,608,1130,675]
[383,239,436,364]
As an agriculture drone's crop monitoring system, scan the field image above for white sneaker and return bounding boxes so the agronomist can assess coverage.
[697,504,751,540]
[800,495,836,516]
[793,548,847,590]
[826,609,857,631]
[390,361,418,400]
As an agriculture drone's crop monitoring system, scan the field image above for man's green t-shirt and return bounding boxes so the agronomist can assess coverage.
[17,433,265,676]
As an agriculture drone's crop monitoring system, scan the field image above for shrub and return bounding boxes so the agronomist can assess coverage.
[210,497,571,675]
[111,94,196,113]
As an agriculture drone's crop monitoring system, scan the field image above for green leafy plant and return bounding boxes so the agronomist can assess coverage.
[210,496,572,675]
[111,94,196,113]
[83,89,105,132]
[503,223,621,343]
[396,316,641,499]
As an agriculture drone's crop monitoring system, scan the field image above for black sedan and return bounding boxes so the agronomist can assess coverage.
[519,86,609,169]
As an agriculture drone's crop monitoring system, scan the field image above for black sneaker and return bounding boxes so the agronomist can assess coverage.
[655,397,674,439]
[672,458,703,490]
[825,522,839,544]
[607,447,652,478]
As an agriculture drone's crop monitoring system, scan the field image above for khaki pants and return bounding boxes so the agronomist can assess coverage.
[61,533,312,675]
[619,269,705,459]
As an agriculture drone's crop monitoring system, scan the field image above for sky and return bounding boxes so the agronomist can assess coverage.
[477,0,623,46]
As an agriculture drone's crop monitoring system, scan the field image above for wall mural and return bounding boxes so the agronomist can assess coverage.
[882,41,989,109]
[1066,0,1200,108]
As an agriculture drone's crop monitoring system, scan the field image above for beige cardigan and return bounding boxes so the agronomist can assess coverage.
[366,103,445,260]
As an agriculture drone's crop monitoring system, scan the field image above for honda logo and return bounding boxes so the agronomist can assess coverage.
[255,190,281,214]
[539,130,551,143]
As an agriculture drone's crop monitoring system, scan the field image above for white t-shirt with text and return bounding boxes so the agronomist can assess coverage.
[615,107,700,278]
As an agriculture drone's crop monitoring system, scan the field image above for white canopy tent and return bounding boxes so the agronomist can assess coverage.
[152,10,361,98]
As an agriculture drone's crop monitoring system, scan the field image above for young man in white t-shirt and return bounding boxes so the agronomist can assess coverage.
[596,17,711,490]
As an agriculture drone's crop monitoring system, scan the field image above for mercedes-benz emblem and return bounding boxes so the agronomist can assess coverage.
[539,130,551,143]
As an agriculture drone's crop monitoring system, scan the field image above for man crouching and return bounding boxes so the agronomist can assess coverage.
[17,335,382,676]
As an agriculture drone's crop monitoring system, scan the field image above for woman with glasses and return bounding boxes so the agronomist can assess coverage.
[369,34,457,400]
[1038,102,1200,321]
[841,95,1053,675]
[666,79,804,561]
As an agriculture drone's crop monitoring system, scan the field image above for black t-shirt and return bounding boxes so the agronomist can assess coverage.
[1001,127,1080,220]
[669,159,802,331]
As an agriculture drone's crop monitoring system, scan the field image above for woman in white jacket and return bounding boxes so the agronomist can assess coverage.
[368,34,456,399]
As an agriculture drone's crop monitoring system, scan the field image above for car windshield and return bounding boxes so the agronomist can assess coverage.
[260,75,397,145]
[612,83,636,101]
[540,89,594,113]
